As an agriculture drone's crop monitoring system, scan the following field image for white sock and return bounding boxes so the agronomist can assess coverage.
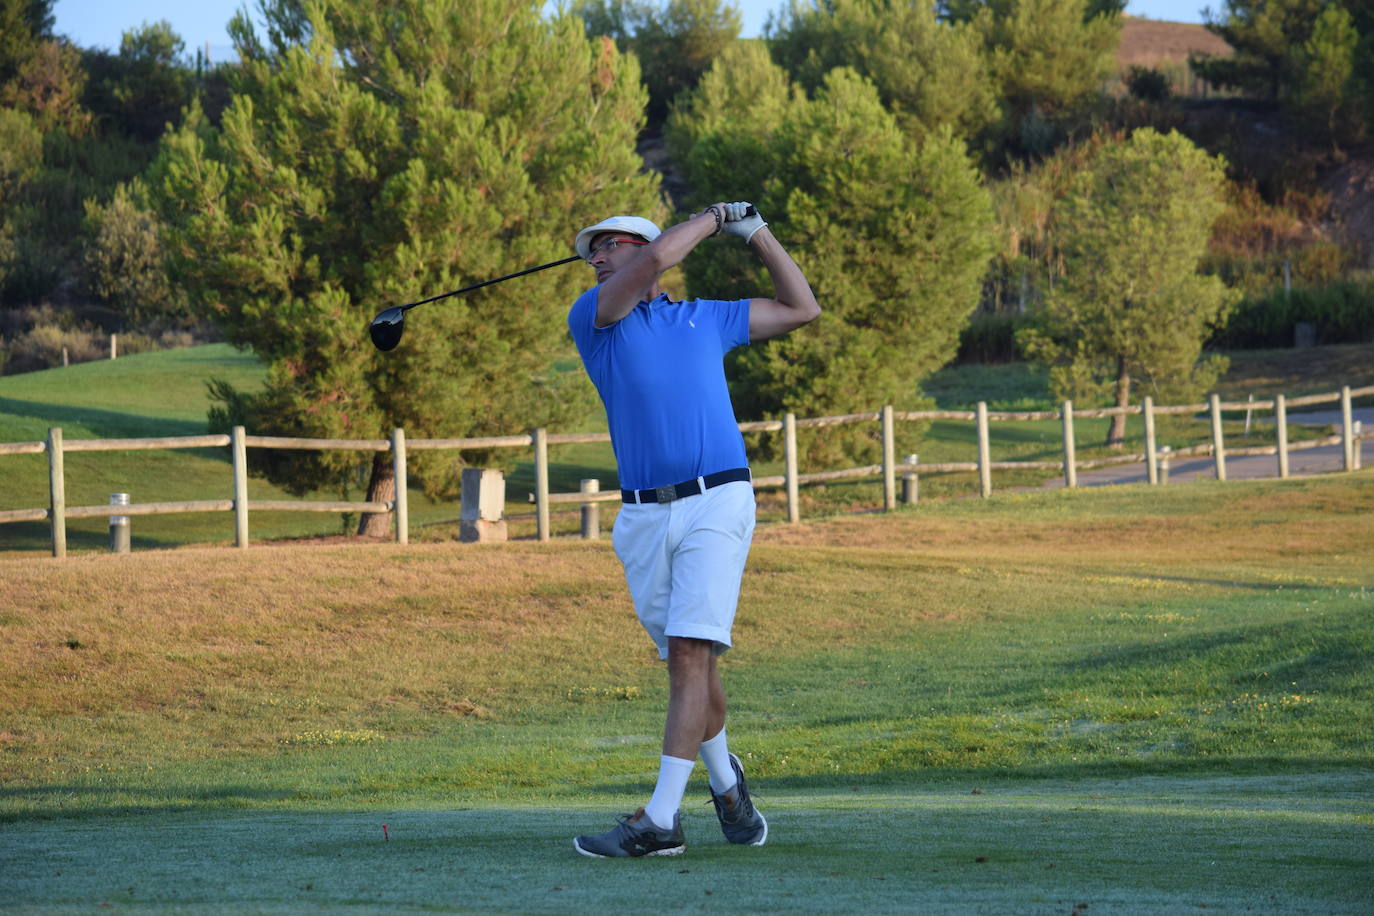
[699,728,737,795]
[644,755,695,830]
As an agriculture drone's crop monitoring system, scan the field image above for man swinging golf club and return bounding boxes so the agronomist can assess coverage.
[568,201,820,857]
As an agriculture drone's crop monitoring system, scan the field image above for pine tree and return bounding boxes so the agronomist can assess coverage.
[766,0,999,146]
[671,58,995,466]
[149,0,662,535]
[1017,129,1238,447]
[1292,3,1361,151]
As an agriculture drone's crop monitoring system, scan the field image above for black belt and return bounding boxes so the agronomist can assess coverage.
[621,467,752,504]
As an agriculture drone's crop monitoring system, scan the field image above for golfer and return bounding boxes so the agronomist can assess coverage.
[568,201,820,857]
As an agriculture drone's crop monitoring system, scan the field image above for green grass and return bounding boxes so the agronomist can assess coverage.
[2,474,1372,909]
[2,776,1370,912]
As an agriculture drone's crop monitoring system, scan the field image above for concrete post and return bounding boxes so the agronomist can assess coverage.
[460,469,508,543]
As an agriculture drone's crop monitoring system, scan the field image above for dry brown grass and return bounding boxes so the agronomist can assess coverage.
[1117,16,1231,70]
[3,474,1371,778]
[1214,342,1374,399]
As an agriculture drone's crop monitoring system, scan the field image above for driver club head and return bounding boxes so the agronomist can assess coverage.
[369,306,407,351]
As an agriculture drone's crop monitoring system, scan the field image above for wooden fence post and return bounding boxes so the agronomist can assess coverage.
[1341,385,1354,471]
[1144,396,1159,485]
[580,479,600,539]
[1210,393,1227,481]
[784,412,799,524]
[534,428,550,542]
[1275,394,1289,479]
[232,426,248,547]
[47,427,65,558]
[1061,401,1077,488]
[882,405,896,510]
[902,454,919,505]
[976,401,992,498]
[391,428,408,545]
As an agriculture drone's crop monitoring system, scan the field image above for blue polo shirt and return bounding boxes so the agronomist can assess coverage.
[568,286,751,491]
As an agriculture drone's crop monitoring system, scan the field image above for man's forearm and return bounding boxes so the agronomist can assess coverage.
[752,229,819,316]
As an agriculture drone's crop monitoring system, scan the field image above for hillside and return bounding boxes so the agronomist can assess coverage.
[1116,15,1232,70]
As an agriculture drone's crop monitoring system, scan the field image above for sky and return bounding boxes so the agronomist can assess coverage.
[53,0,1211,61]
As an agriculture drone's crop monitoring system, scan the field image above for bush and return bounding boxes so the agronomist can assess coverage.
[1210,279,1374,348]
[0,304,208,374]
[1126,65,1171,102]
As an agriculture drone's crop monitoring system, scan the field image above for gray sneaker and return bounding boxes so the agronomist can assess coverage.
[709,753,767,846]
[573,808,686,858]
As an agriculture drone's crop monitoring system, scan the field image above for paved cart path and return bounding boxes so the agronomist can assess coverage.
[1042,409,1374,489]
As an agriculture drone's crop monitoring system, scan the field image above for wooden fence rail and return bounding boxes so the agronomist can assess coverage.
[3,383,1371,557]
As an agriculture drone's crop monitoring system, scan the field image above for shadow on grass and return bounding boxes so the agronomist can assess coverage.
[0,396,209,441]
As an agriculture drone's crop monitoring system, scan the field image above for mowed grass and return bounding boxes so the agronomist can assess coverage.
[2,475,1372,911]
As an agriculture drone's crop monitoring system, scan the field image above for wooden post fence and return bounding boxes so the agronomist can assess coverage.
[7,381,1373,556]
[1341,386,1355,471]
[1210,394,1227,481]
[1275,394,1289,479]
[882,405,896,510]
[533,427,550,542]
[391,428,408,546]
[1144,396,1159,485]
[976,401,992,498]
[1061,401,1077,488]
[784,412,799,524]
[232,426,248,547]
[47,427,65,558]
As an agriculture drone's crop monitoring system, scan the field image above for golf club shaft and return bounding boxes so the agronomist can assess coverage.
[401,254,583,312]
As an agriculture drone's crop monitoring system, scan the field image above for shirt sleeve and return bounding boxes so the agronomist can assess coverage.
[567,286,604,359]
[715,298,751,351]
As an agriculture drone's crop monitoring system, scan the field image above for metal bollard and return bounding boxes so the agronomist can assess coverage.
[580,479,600,539]
[902,454,919,505]
[109,492,130,554]
[1159,446,1171,485]
[1355,422,1364,471]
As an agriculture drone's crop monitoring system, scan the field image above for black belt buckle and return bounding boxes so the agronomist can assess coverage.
[654,484,677,503]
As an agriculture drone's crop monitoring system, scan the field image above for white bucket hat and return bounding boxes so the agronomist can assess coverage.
[575,215,661,261]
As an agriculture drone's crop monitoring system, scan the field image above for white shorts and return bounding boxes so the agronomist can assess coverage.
[611,480,756,660]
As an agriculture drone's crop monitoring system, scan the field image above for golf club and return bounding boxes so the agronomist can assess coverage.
[369,254,582,351]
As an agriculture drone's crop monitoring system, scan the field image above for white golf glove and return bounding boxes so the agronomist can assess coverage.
[720,201,767,243]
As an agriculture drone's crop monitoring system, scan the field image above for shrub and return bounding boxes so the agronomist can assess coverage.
[1126,65,1171,101]
[1210,279,1374,348]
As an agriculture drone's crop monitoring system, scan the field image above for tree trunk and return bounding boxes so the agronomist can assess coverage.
[357,452,395,537]
[1106,356,1130,448]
